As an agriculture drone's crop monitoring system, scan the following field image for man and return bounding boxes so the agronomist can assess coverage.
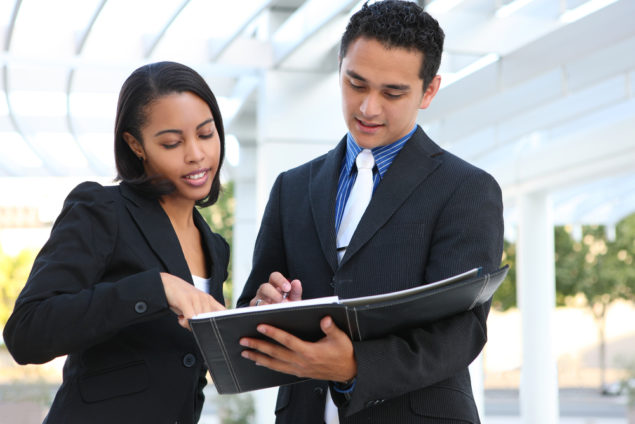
[237,1,504,423]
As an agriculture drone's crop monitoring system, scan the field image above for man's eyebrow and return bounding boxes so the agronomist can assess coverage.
[345,69,410,91]
[346,69,367,82]
[153,118,214,137]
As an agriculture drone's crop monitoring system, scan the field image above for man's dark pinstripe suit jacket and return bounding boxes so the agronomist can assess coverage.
[237,126,504,423]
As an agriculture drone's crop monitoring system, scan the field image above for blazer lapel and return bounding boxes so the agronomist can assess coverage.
[309,137,347,273]
[194,210,223,288]
[340,128,444,266]
[119,183,193,284]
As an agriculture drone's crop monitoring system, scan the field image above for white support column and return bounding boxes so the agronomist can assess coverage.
[232,144,258,307]
[245,69,344,424]
[517,191,559,424]
[469,353,485,418]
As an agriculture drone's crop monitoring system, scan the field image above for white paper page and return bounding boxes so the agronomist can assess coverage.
[192,296,341,319]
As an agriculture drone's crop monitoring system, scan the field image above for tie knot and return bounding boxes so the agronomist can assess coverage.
[356,149,375,170]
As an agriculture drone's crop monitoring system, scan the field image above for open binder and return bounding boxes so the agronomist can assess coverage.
[190,265,509,394]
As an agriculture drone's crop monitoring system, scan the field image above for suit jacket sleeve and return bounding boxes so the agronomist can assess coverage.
[237,174,289,307]
[3,182,170,365]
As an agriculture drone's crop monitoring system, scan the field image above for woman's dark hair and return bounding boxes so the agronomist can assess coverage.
[339,0,445,90]
[114,61,225,207]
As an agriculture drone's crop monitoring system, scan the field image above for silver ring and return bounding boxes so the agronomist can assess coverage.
[255,299,262,306]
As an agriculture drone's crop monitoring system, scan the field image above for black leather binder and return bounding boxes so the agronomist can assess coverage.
[190,265,509,394]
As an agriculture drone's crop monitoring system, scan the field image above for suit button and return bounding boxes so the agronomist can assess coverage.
[183,353,196,368]
[134,301,147,314]
[314,386,325,397]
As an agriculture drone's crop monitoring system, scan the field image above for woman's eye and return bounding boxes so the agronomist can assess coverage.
[200,132,214,139]
[162,142,180,149]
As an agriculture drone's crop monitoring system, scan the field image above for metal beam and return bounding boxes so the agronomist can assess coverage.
[271,0,359,67]
[2,0,60,176]
[65,0,109,176]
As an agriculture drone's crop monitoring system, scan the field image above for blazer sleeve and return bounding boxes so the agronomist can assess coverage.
[335,169,504,415]
[3,182,170,365]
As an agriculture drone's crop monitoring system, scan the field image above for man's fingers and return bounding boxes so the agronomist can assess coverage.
[289,279,303,301]
[268,272,292,292]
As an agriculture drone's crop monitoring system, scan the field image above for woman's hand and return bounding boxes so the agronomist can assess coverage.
[160,272,225,329]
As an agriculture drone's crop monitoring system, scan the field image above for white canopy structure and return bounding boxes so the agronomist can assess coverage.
[1,1,634,423]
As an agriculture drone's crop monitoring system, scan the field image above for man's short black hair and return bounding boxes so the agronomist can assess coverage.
[339,0,445,89]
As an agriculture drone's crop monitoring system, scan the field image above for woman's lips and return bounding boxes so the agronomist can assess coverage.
[183,168,210,186]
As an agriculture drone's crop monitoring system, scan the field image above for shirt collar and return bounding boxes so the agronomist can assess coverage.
[344,125,418,179]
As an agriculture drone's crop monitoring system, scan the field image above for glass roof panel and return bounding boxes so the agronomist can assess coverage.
[77,132,116,175]
[9,0,103,59]
[0,93,8,116]
[81,0,185,60]
[151,0,270,62]
[69,92,118,119]
[0,131,43,170]
[29,132,89,172]
[9,90,67,117]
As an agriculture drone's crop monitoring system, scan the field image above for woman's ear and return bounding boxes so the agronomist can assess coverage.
[123,132,145,161]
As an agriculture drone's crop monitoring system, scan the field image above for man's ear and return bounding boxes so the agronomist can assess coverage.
[123,132,145,160]
[419,75,441,110]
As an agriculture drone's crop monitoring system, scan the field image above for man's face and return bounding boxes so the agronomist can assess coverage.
[339,37,440,149]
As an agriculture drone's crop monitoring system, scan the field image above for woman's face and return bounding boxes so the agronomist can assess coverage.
[125,91,221,204]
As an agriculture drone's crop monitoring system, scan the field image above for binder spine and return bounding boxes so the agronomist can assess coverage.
[210,318,241,393]
[346,308,362,341]
[469,273,490,310]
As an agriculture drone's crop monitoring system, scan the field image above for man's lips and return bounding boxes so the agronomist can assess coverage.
[355,118,384,131]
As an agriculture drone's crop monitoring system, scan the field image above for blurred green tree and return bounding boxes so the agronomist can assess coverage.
[0,246,37,329]
[198,181,235,306]
[556,214,635,389]
[493,212,635,389]
[492,239,517,311]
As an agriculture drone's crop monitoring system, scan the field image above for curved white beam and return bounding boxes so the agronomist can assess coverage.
[65,0,109,176]
[271,0,359,67]
[2,0,60,175]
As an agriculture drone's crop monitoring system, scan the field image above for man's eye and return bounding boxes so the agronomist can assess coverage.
[349,81,365,90]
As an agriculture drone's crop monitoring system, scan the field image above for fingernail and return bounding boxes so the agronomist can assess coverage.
[257,325,267,334]
[239,339,248,346]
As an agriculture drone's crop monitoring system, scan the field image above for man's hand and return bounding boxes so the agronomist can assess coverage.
[250,271,303,306]
[239,316,357,383]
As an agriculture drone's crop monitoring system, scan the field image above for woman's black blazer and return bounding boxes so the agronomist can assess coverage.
[3,181,229,424]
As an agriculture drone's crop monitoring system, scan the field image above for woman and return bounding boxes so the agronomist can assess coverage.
[3,61,229,423]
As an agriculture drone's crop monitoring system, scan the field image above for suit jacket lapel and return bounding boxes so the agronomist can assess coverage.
[340,128,444,266]
[309,137,347,273]
[119,182,193,284]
